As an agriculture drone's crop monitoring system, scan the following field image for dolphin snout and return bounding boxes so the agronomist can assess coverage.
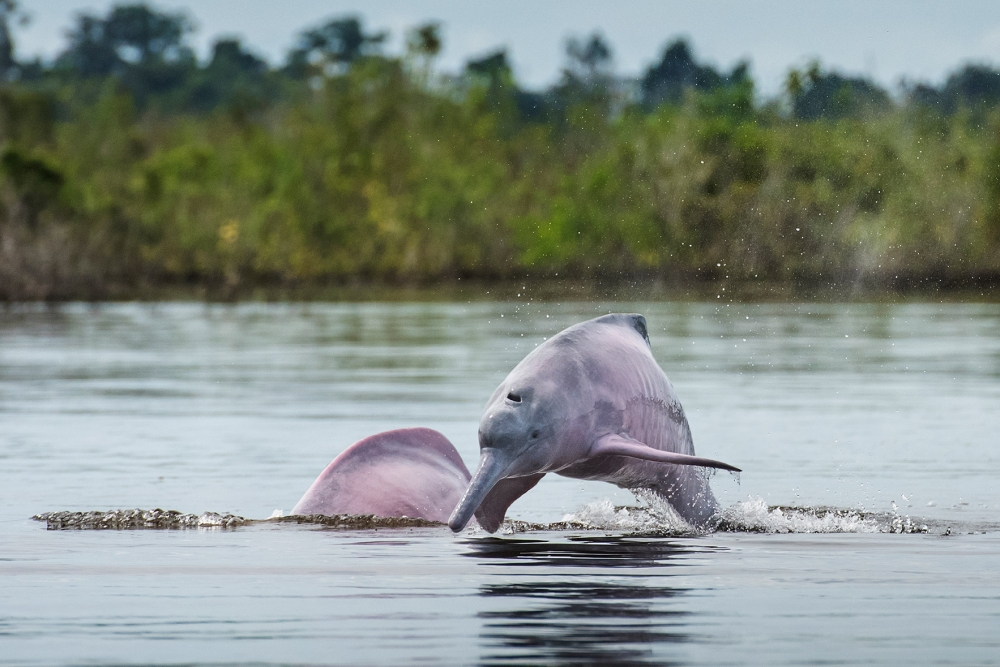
[448,449,510,532]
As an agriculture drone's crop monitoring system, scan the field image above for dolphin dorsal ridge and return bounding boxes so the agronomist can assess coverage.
[592,313,650,347]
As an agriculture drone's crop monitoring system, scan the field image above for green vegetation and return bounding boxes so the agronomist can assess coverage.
[1,3,999,299]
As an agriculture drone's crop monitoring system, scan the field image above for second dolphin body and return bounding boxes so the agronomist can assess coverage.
[293,428,471,523]
[449,313,739,532]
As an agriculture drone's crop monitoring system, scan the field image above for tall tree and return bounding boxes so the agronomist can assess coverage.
[406,22,441,58]
[641,39,723,107]
[187,38,270,112]
[564,32,613,86]
[942,65,1000,111]
[546,32,617,124]
[285,16,386,78]
[786,61,890,120]
[58,3,193,77]
[54,3,196,108]
[0,0,23,79]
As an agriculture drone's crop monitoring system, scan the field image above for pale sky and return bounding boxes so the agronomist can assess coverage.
[14,1,1000,96]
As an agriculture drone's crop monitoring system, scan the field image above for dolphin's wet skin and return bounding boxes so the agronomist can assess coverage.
[3,301,1000,666]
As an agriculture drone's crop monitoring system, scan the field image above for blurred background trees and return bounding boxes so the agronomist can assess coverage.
[1,2,999,298]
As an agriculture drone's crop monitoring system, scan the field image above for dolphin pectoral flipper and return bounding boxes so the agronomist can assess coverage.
[474,473,546,533]
[589,434,741,472]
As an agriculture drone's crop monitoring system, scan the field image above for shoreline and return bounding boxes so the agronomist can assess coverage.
[3,276,998,304]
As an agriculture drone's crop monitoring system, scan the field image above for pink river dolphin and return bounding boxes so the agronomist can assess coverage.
[448,313,739,531]
[292,427,471,523]
[293,314,739,532]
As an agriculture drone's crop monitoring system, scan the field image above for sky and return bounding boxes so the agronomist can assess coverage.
[13,0,1000,96]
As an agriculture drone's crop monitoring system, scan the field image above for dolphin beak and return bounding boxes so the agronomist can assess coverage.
[448,448,509,532]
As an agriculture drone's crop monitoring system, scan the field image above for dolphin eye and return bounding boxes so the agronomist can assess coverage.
[531,430,540,439]
[506,392,521,403]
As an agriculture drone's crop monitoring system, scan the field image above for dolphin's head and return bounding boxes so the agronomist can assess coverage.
[448,350,588,532]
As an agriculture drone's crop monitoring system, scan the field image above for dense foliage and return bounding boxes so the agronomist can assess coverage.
[1,3,999,298]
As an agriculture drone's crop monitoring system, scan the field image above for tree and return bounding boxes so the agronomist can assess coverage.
[941,65,1000,110]
[0,0,27,80]
[187,38,270,112]
[565,32,612,85]
[54,3,196,107]
[285,16,386,78]
[404,22,442,91]
[466,50,512,83]
[58,3,193,77]
[407,22,441,58]
[543,32,617,125]
[208,38,267,76]
[641,39,724,107]
[786,61,891,120]
[464,49,544,121]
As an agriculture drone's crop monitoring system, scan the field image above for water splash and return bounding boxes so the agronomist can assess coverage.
[482,495,696,536]
[562,494,695,534]
[493,495,932,536]
[716,497,866,533]
[31,498,932,534]
[715,496,931,534]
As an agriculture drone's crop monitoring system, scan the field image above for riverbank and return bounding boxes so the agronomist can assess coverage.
[3,275,998,305]
[4,59,1000,302]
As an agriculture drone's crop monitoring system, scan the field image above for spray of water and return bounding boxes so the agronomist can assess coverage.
[32,496,932,534]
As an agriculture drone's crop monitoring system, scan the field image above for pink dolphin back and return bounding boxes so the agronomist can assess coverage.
[292,428,472,523]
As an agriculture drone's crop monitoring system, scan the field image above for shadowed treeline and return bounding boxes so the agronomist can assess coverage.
[2,2,1000,299]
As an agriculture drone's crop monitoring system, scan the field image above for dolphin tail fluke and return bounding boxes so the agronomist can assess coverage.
[590,434,741,472]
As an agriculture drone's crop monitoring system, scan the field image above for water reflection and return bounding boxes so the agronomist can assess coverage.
[466,537,710,666]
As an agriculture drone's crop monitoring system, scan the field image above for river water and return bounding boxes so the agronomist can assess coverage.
[2,300,999,666]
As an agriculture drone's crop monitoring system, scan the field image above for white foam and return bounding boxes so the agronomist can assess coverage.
[560,494,693,534]
[716,496,929,534]
[550,494,930,535]
[717,497,881,533]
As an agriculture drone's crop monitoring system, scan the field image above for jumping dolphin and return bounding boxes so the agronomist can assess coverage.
[293,428,472,523]
[449,313,740,533]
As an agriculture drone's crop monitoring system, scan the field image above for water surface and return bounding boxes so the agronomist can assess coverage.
[2,301,999,665]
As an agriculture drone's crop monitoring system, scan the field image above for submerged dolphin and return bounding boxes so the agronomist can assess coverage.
[449,313,740,533]
[293,428,472,523]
